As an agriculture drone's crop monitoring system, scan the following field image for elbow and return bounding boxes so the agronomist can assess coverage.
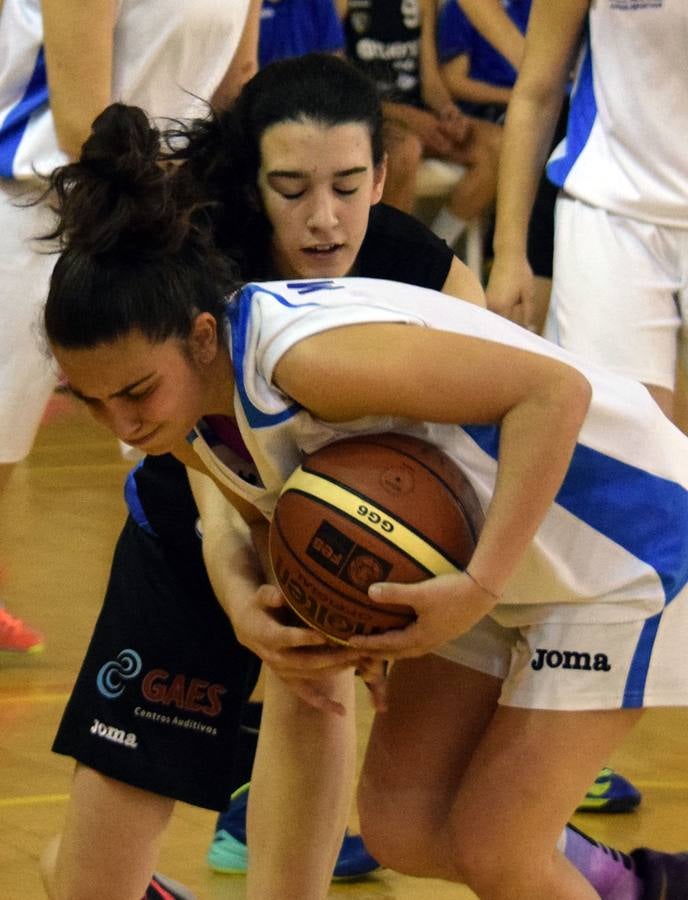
[559,367,593,427]
[511,77,565,120]
[574,368,593,409]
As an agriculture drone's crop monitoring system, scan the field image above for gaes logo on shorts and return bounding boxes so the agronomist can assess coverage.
[96,648,142,698]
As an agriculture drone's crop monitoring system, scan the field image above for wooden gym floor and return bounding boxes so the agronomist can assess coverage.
[1,397,687,899]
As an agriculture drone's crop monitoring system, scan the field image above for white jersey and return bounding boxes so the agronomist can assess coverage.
[547,0,688,228]
[0,0,250,179]
[187,278,688,629]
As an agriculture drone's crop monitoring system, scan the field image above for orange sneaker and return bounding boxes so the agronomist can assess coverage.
[0,608,44,654]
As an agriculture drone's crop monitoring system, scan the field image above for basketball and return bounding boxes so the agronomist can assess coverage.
[268,433,484,644]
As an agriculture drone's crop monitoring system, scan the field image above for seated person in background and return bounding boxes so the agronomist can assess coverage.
[438,0,530,123]
[338,0,501,242]
[258,0,344,67]
[455,0,526,69]
[430,0,530,247]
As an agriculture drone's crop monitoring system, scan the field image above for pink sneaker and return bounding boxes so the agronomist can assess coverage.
[146,873,197,899]
[0,608,44,654]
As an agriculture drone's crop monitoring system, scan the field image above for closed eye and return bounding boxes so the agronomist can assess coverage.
[71,391,98,409]
[127,385,155,401]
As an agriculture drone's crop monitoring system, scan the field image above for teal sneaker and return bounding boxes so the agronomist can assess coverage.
[207,827,249,874]
[207,782,380,880]
[576,767,642,813]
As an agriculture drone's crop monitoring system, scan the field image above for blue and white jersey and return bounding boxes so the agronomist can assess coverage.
[0,0,249,180]
[547,0,688,227]
[187,277,688,626]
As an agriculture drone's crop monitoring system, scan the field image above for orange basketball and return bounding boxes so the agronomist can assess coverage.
[269,433,484,644]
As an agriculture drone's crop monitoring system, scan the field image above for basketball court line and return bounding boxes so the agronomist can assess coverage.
[0,691,70,704]
[0,794,68,808]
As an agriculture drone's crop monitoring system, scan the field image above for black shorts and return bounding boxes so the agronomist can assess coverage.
[526,98,570,280]
[52,456,260,811]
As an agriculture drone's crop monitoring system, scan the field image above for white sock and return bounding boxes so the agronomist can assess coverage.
[430,206,467,247]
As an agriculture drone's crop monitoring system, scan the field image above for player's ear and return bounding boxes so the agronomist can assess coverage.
[189,312,218,365]
[371,154,387,205]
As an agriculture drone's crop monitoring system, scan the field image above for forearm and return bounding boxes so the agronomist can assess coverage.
[492,0,586,261]
[421,70,454,117]
[187,468,264,622]
[442,66,511,107]
[468,368,592,596]
[441,256,486,307]
[211,0,260,109]
[419,0,453,115]
[382,100,436,145]
[491,87,563,261]
[42,0,116,159]
[247,667,357,900]
[381,101,422,130]
[457,0,525,70]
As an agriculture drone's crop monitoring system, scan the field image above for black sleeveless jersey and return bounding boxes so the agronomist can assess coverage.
[343,0,423,107]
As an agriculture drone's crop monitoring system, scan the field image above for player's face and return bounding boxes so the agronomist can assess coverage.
[258,120,386,280]
[53,330,210,455]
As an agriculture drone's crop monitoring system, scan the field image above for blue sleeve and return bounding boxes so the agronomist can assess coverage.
[313,0,345,52]
[124,462,156,535]
[437,0,473,65]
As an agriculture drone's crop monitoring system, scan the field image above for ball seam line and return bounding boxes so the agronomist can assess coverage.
[280,467,463,577]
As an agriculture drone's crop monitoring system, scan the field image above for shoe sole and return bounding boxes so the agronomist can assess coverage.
[576,797,641,813]
[208,844,380,882]
[208,863,380,882]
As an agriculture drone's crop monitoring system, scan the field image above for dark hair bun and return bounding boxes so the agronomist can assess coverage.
[47,103,196,259]
[81,103,162,193]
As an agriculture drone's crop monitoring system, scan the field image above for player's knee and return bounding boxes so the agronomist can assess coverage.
[358,817,425,874]
[358,784,406,867]
[385,133,422,181]
[444,825,538,895]
[358,785,441,874]
[399,134,423,170]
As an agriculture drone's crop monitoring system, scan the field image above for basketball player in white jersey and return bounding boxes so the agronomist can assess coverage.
[43,101,688,899]
[1,1,258,896]
[487,0,688,433]
[0,0,258,657]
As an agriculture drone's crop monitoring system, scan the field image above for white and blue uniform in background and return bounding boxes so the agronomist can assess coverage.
[545,0,688,390]
[187,278,688,711]
[0,0,249,461]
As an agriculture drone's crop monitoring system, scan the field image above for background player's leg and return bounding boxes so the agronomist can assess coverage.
[41,764,175,900]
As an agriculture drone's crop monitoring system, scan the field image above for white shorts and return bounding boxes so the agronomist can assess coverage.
[435,583,688,710]
[0,180,59,462]
[545,195,688,390]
